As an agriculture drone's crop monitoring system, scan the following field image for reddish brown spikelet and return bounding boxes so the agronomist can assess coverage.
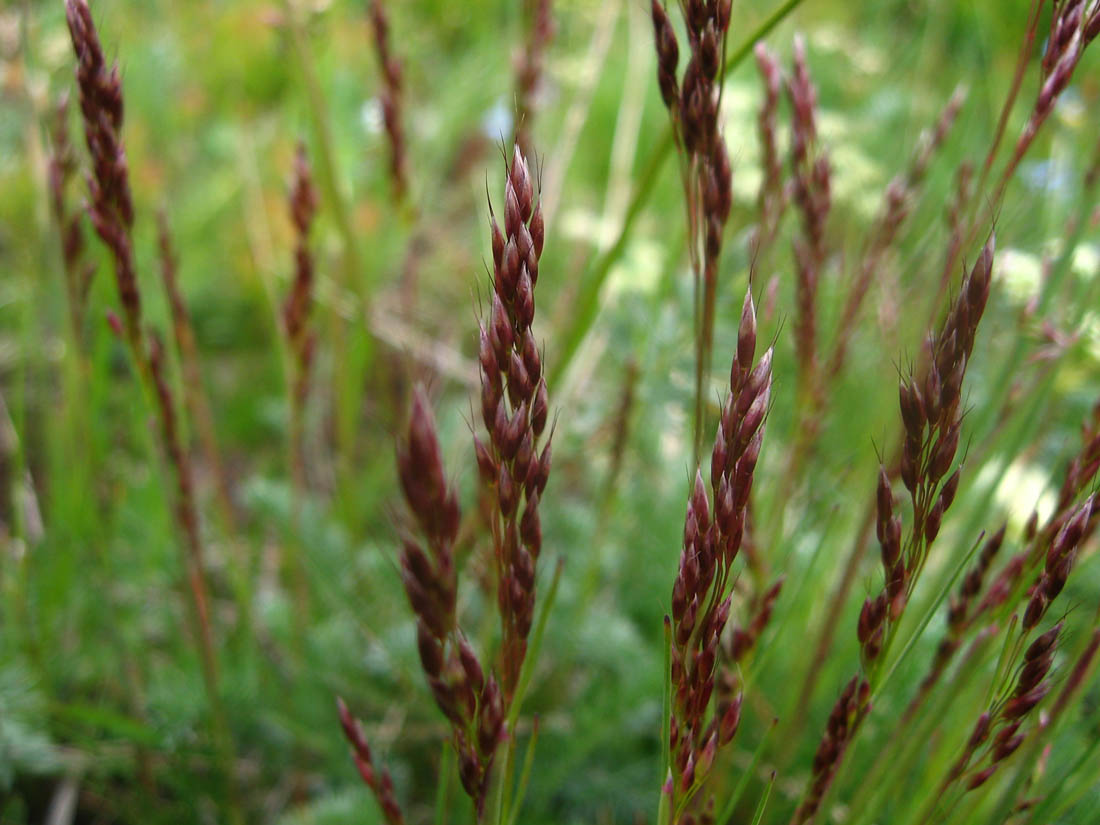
[368,0,409,199]
[666,289,772,814]
[651,1,680,111]
[793,675,871,824]
[393,385,504,808]
[1024,495,1094,630]
[480,145,552,699]
[66,0,143,362]
[729,576,784,662]
[336,698,407,825]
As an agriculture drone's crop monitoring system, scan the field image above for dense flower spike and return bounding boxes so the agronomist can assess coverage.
[667,289,773,821]
[392,387,500,807]
[352,144,550,815]
[47,93,96,344]
[1014,1,1100,168]
[66,0,143,362]
[368,1,408,199]
[857,237,994,665]
[480,146,552,698]
[514,0,555,158]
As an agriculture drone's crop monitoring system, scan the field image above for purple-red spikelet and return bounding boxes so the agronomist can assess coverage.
[666,287,772,816]
[479,146,552,698]
[368,0,409,199]
[337,698,407,825]
[66,0,143,363]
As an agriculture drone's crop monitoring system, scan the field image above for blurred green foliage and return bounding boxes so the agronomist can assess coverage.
[1,0,1099,823]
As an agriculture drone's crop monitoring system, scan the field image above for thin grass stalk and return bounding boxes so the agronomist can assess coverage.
[514,0,555,158]
[64,7,239,817]
[649,0,736,464]
[283,0,373,469]
[504,716,541,825]
[549,0,807,388]
[155,213,238,534]
[794,43,1098,727]
[147,331,241,823]
[717,716,777,824]
[46,92,95,352]
[750,772,777,825]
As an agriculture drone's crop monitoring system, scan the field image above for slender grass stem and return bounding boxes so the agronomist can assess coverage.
[549,0,807,388]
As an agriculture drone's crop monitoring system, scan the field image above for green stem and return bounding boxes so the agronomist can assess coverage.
[284,0,373,469]
[435,741,452,825]
[719,717,778,825]
[505,716,541,825]
[657,617,674,825]
[548,0,807,388]
[749,772,777,825]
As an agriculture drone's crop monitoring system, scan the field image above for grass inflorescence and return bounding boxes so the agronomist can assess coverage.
[2,1,1100,824]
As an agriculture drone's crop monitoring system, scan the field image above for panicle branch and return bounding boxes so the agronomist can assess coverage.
[368,1,409,199]
[786,35,830,396]
[337,698,408,825]
[514,0,555,158]
[283,142,319,492]
[157,213,237,529]
[752,43,786,256]
[47,92,96,345]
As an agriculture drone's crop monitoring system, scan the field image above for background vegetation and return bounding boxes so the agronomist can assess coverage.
[1,0,1099,822]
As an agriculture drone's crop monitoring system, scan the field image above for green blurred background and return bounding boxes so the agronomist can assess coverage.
[1,0,1099,822]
